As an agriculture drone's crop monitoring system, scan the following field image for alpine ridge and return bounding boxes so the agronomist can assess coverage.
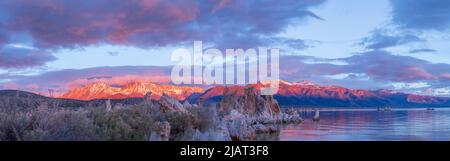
[61,82,204,101]
[187,80,450,107]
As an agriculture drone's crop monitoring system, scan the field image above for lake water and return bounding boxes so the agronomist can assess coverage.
[276,108,450,141]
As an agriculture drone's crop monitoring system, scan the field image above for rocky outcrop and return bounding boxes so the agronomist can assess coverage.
[281,108,303,124]
[105,99,112,111]
[226,119,257,141]
[144,92,153,102]
[143,92,187,113]
[0,88,300,141]
[182,101,193,109]
[253,123,278,133]
[219,86,281,123]
[158,93,187,113]
[217,86,287,140]
[190,122,232,141]
[148,121,171,141]
[141,87,301,141]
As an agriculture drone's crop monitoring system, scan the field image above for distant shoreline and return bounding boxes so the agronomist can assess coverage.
[280,107,450,112]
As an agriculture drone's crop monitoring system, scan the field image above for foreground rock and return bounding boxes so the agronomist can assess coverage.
[143,92,187,113]
[217,86,302,140]
[130,87,304,141]
[190,122,232,141]
[281,108,304,124]
[148,121,171,141]
[158,93,187,113]
[219,87,281,123]
[0,88,301,141]
[140,86,303,141]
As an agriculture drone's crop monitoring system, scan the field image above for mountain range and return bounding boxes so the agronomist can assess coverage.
[3,80,450,108]
[0,89,145,111]
[186,80,450,107]
[60,82,204,101]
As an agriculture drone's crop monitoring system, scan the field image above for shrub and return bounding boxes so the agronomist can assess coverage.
[0,103,220,141]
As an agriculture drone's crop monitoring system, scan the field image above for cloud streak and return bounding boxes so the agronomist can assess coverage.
[409,48,437,54]
[0,45,56,68]
[0,0,325,49]
[279,51,450,91]
[390,0,450,31]
[360,30,425,50]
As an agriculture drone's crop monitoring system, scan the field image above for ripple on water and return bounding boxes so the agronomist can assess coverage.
[273,108,450,141]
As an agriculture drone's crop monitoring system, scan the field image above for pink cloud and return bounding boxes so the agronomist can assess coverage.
[1,0,324,49]
[401,67,436,80]
[1,82,19,89]
[0,46,56,69]
[441,73,450,79]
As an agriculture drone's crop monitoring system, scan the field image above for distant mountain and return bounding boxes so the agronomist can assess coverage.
[4,80,450,109]
[61,82,204,101]
[0,90,144,111]
[187,80,450,107]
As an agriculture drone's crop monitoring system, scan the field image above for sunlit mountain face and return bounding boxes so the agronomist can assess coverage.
[60,82,204,101]
[186,80,450,107]
[13,79,447,107]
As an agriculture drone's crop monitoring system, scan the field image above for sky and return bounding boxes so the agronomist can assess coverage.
[1,0,450,97]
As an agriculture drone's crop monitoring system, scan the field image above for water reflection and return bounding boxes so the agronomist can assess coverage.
[269,108,450,141]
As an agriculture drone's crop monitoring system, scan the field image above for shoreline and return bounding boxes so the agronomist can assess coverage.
[281,107,450,112]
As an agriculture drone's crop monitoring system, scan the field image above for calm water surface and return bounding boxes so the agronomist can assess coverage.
[276,108,450,141]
